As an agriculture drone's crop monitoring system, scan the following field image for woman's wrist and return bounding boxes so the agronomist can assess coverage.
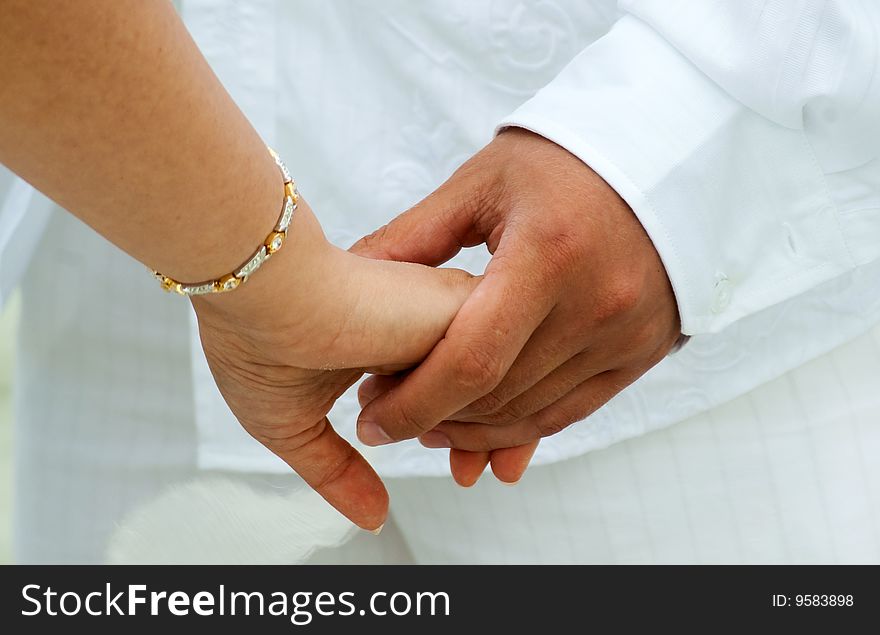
[190,197,351,360]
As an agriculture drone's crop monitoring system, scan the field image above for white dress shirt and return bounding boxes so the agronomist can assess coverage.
[2,0,879,481]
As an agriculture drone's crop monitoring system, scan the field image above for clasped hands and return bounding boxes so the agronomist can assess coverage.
[193,129,681,531]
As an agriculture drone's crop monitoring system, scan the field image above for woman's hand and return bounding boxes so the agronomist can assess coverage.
[191,197,479,530]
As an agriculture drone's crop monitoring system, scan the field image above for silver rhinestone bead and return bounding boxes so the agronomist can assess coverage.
[180,282,217,296]
[236,246,267,278]
[277,197,296,232]
[275,156,292,184]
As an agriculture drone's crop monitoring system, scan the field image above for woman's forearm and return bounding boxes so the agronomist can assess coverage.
[0,0,299,284]
[0,1,503,528]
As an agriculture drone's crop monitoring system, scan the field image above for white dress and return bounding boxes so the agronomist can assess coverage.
[3,0,879,562]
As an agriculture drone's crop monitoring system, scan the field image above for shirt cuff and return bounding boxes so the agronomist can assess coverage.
[496,15,852,335]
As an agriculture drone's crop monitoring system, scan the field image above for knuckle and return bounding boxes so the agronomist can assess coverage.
[391,404,433,439]
[311,444,357,490]
[593,273,643,323]
[466,390,508,417]
[480,401,529,425]
[534,397,592,438]
[256,418,326,455]
[535,414,573,439]
[455,344,506,393]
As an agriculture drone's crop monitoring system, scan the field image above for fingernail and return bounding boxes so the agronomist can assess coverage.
[358,420,393,446]
[499,478,520,487]
[369,523,385,536]
[419,431,451,449]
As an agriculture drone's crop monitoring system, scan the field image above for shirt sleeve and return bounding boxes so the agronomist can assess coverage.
[497,1,880,335]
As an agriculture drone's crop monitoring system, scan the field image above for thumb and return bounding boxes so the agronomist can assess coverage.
[350,181,484,265]
[263,416,389,532]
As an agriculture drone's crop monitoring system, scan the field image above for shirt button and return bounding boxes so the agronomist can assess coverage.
[711,275,732,314]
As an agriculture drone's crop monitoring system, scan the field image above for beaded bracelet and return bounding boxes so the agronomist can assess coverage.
[152,147,298,296]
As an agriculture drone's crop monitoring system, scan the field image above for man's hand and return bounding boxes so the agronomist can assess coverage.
[353,128,681,455]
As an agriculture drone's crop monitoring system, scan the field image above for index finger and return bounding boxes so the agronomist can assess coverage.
[356,241,557,444]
